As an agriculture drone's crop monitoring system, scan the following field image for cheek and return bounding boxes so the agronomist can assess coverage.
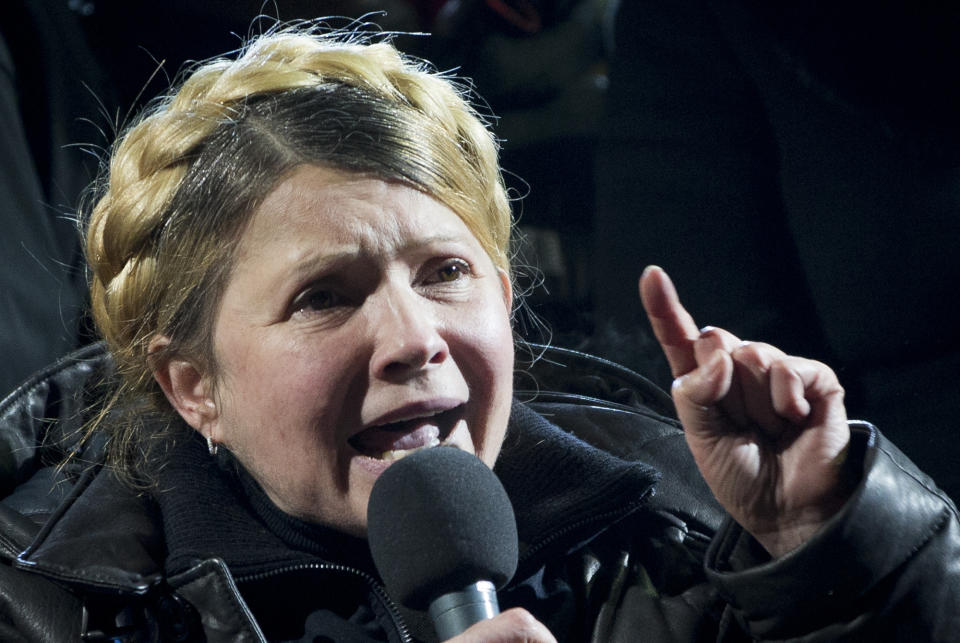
[451,294,513,376]
[214,332,363,451]
[484,290,515,367]
[452,295,514,456]
[480,288,515,377]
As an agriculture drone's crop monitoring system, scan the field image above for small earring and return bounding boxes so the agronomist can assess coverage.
[206,434,219,456]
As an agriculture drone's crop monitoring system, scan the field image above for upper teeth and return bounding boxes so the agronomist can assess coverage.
[377,408,445,428]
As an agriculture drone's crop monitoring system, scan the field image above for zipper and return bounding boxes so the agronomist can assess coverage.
[232,482,655,641]
[236,562,413,643]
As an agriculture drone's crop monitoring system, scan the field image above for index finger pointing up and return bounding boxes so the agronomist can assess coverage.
[639,266,701,378]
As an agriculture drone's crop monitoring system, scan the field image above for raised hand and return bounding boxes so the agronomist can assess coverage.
[639,266,853,557]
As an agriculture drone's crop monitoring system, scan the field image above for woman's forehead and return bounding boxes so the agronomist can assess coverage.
[237,165,478,259]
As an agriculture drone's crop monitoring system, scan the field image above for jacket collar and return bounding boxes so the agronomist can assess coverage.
[13,401,660,594]
[158,402,660,580]
[14,464,164,595]
[498,402,659,567]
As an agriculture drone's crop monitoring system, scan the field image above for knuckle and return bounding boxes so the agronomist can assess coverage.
[732,341,770,368]
[770,359,794,379]
[501,607,537,628]
[809,358,843,386]
[700,326,739,349]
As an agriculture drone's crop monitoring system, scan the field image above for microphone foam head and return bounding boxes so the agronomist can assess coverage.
[367,446,518,610]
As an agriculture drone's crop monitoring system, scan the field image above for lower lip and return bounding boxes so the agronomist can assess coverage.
[353,447,444,477]
[354,453,395,477]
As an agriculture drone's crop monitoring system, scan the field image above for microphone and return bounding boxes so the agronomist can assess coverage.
[367,447,518,641]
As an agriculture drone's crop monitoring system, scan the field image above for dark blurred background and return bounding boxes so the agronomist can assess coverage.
[2,0,958,496]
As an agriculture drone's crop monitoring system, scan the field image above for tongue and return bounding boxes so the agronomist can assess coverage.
[351,423,441,455]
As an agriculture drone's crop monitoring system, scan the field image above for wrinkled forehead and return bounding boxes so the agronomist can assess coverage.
[234,165,483,263]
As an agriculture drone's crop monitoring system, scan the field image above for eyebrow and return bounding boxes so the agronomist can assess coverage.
[398,234,464,251]
[288,234,468,281]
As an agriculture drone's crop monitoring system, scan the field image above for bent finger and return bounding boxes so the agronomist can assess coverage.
[672,349,734,420]
[770,357,846,425]
[694,326,741,365]
[730,341,793,433]
[695,327,747,424]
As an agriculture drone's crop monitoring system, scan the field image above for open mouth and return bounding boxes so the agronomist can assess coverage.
[348,405,465,461]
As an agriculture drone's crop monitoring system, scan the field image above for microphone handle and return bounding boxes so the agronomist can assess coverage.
[428,580,500,641]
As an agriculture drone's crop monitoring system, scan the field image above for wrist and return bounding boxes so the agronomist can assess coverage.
[750,484,856,558]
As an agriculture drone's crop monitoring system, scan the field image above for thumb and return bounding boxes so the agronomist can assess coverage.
[671,350,732,434]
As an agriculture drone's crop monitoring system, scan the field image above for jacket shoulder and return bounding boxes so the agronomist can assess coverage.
[1,343,113,551]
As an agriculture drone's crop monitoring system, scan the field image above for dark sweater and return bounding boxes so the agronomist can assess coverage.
[153,401,660,641]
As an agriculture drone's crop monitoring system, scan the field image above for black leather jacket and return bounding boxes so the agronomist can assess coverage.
[1,344,958,641]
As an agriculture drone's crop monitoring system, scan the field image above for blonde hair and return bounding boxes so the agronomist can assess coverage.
[83,26,512,481]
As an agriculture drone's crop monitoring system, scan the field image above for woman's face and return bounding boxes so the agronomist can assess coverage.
[204,165,514,536]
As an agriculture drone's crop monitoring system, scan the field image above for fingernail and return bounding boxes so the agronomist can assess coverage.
[671,374,685,391]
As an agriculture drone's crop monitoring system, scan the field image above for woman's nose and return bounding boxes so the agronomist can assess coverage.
[369,290,449,381]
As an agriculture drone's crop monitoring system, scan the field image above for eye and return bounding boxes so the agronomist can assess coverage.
[433,259,471,283]
[292,287,343,315]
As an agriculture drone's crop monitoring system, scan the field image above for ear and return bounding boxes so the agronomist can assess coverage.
[149,335,219,437]
[497,268,513,312]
